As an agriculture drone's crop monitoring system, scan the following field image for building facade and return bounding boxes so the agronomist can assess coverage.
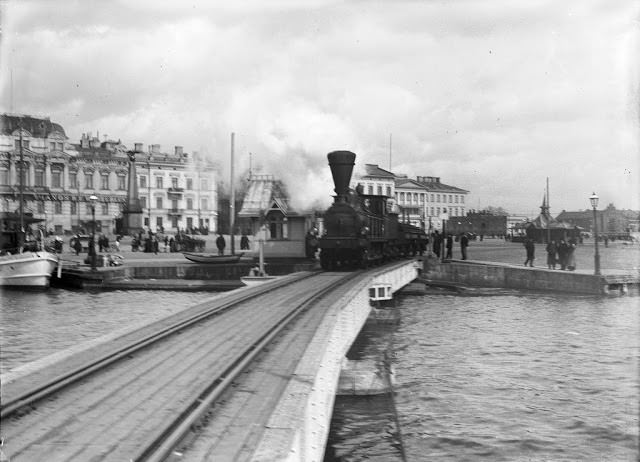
[0,113,218,237]
[353,163,469,231]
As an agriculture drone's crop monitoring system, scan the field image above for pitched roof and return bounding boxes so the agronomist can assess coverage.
[415,177,468,193]
[1,114,67,138]
[394,178,426,190]
[238,176,296,217]
[362,164,395,179]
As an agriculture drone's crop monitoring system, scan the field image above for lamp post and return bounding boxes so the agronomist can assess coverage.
[589,192,601,275]
[89,195,98,270]
[440,209,448,262]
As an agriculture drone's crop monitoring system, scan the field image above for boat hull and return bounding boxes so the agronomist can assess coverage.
[240,276,279,286]
[0,251,59,288]
[182,252,244,264]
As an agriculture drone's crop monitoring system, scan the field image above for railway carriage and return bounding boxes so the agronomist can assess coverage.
[318,150,427,270]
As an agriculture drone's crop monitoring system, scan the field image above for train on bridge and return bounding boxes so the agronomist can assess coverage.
[318,150,428,270]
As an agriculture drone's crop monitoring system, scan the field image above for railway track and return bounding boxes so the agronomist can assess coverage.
[0,271,363,461]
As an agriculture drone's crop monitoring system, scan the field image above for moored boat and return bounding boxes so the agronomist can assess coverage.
[0,250,59,288]
[182,252,244,264]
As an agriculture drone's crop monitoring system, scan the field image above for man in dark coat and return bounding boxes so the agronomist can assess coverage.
[445,234,453,259]
[524,238,535,267]
[460,233,469,260]
[216,234,226,255]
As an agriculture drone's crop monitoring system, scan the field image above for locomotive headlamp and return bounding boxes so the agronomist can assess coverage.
[361,226,370,236]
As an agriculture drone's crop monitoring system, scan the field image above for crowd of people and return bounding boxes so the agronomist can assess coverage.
[522,237,578,270]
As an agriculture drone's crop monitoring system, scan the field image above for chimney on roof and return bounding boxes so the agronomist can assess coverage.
[174,146,183,156]
[151,144,160,154]
[134,143,143,152]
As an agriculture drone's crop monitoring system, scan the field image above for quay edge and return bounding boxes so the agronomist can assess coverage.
[421,255,639,295]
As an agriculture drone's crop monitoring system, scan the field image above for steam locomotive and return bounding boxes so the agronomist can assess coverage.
[318,150,428,270]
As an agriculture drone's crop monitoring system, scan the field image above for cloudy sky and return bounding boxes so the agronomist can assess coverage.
[1,0,638,215]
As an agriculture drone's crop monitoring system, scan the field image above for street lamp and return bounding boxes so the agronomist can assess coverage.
[440,209,448,262]
[89,195,98,270]
[589,192,601,275]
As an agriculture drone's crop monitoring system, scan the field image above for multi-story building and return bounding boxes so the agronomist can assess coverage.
[0,113,218,237]
[352,163,469,231]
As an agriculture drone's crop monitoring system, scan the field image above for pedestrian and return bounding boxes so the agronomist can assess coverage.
[240,233,250,250]
[445,234,453,259]
[460,233,469,260]
[164,235,169,252]
[524,238,535,267]
[114,235,121,252]
[546,240,557,269]
[152,235,159,254]
[73,235,82,255]
[566,239,577,271]
[432,230,441,258]
[557,239,569,270]
[216,234,226,255]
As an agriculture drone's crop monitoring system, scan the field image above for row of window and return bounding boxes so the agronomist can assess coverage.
[0,170,127,190]
[33,198,212,217]
[139,175,208,191]
[396,192,465,204]
[139,196,209,211]
[14,140,64,151]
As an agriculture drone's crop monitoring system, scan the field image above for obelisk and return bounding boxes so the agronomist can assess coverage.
[121,148,144,235]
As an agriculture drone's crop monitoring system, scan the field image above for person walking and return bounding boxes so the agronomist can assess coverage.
[240,233,250,250]
[546,240,557,269]
[445,234,453,259]
[432,230,441,258]
[73,235,82,255]
[524,238,535,267]
[566,238,577,271]
[216,234,226,255]
[557,239,569,270]
[460,233,469,260]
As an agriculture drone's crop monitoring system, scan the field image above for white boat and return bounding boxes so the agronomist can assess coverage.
[240,234,278,286]
[0,248,59,288]
[0,125,60,288]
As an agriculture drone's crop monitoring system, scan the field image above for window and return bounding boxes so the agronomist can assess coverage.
[52,170,62,188]
[117,176,126,190]
[436,194,440,202]
[436,207,440,216]
[400,192,405,203]
[156,176,163,189]
[49,141,56,151]
[386,186,391,196]
[172,217,179,228]
[430,207,434,216]
[368,185,373,194]
[57,142,64,151]
[86,203,93,214]
[414,193,418,203]
[140,175,147,188]
[171,177,179,188]
[201,198,208,210]
[156,197,163,209]
[85,173,93,189]
[449,195,453,203]
[0,168,8,185]
[461,196,465,204]
[69,173,77,189]
[101,174,109,190]
[54,202,62,214]
[200,179,208,191]
[140,196,147,209]
[70,202,77,215]
[186,178,193,190]
[171,199,178,210]
[455,195,459,203]
[430,193,434,202]
[35,170,45,187]
[186,217,193,229]
[186,198,193,210]
[37,202,45,213]
[101,203,108,215]
[156,217,163,229]
[377,185,382,195]
[14,139,29,150]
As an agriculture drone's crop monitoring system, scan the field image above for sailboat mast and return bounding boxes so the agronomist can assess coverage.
[19,121,25,236]
[230,132,235,255]
[546,177,550,244]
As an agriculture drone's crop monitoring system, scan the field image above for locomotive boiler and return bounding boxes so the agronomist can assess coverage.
[318,150,428,270]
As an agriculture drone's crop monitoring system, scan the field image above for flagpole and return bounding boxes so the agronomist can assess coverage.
[546,177,550,244]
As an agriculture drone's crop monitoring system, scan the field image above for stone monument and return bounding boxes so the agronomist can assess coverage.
[121,149,144,235]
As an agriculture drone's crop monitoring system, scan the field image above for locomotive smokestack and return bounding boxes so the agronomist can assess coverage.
[327,150,356,199]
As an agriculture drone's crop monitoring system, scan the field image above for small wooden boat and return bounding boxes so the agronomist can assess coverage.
[182,252,243,264]
[240,274,279,286]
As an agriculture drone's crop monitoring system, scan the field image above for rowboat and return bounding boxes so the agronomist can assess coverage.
[182,252,244,264]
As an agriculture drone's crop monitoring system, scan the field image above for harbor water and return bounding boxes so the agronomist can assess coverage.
[1,287,638,461]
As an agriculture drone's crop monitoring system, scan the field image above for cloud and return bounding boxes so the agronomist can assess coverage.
[1,0,638,214]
